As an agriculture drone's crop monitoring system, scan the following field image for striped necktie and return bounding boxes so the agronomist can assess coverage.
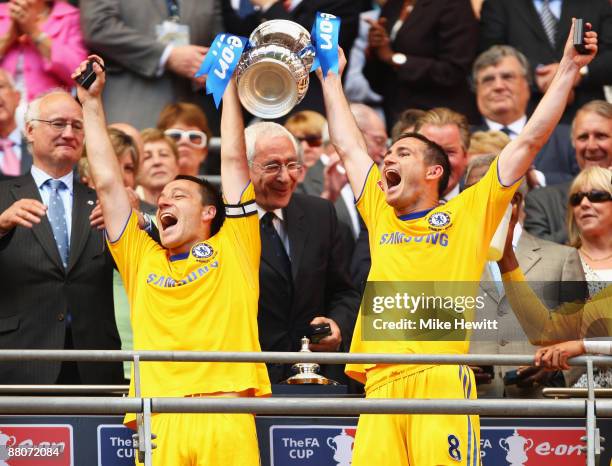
[539,0,558,48]
[46,179,70,268]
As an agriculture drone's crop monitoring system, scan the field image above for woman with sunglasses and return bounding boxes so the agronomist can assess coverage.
[510,167,612,381]
[157,102,212,177]
[567,166,612,295]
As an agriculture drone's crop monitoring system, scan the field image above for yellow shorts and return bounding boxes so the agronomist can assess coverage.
[352,365,480,466]
[135,412,260,466]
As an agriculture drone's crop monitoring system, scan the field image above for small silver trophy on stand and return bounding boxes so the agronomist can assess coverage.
[235,19,315,119]
[285,336,339,385]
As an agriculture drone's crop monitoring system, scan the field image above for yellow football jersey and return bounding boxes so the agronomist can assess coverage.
[108,183,271,426]
[348,157,520,386]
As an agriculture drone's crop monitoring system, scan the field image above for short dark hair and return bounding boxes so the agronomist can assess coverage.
[393,132,450,197]
[174,175,225,235]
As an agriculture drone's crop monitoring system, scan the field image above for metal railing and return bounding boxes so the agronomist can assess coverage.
[1,350,610,466]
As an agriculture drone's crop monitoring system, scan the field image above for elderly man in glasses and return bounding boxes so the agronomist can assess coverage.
[0,89,123,385]
[247,121,360,385]
[157,102,212,178]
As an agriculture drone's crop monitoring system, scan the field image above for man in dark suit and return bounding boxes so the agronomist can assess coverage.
[80,0,223,132]
[246,121,360,384]
[472,45,579,186]
[0,90,123,385]
[0,70,32,177]
[479,0,612,122]
[524,99,612,243]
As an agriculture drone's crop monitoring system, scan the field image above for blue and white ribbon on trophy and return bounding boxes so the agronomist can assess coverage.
[195,33,248,108]
[310,11,341,77]
[195,12,340,108]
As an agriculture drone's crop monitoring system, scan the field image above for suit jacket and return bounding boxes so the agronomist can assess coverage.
[258,193,360,384]
[0,138,32,178]
[222,0,362,117]
[472,122,578,185]
[364,0,480,128]
[479,0,612,122]
[523,180,571,244]
[0,174,123,384]
[80,0,223,131]
[471,230,586,398]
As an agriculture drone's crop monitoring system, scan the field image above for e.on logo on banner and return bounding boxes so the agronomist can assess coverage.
[0,424,73,466]
[481,427,585,466]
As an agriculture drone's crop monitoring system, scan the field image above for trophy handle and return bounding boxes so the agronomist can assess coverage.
[525,438,534,451]
[499,438,509,452]
[327,437,337,452]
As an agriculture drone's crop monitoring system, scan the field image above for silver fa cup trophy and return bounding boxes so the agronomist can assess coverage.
[284,336,339,385]
[236,19,315,119]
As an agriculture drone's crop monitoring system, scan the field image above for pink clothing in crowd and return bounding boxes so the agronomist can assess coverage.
[0,1,87,101]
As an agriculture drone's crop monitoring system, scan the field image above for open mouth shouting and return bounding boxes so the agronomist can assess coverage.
[159,211,179,231]
[384,169,402,192]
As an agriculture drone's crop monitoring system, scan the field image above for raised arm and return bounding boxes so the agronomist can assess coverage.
[318,48,376,198]
[73,56,131,241]
[220,79,249,204]
[497,19,598,186]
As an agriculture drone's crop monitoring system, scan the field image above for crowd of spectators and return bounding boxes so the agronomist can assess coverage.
[0,0,611,396]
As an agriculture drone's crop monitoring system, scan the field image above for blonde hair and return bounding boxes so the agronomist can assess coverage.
[468,130,510,158]
[566,166,612,248]
[284,111,326,137]
[415,107,471,152]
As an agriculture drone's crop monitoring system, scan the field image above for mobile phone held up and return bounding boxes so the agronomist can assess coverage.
[75,59,105,90]
[573,19,590,55]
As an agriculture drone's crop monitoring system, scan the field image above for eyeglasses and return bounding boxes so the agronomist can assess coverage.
[569,190,612,206]
[30,118,84,133]
[253,161,303,175]
[164,129,207,148]
[296,135,323,147]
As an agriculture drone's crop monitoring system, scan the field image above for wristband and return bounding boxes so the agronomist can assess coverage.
[583,339,612,355]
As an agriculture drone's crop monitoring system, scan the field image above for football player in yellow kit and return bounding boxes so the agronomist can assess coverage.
[73,56,270,465]
[318,20,598,466]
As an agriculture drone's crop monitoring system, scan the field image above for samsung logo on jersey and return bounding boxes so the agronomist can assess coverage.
[146,261,219,288]
[379,232,449,247]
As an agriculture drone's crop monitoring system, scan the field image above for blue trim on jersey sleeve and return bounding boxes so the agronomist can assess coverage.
[354,162,376,205]
[239,181,252,202]
[108,211,133,245]
[397,207,434,221]
[169,251,190,262]
[496,157,524,188]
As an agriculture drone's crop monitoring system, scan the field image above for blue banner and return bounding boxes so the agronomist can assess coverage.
[195,33,248,107]
[310,12,341,77]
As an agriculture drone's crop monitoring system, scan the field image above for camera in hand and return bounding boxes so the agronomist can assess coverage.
[573,18,589,55]
[75,59,105,90]
[503,369,520,386]
[307,323,332,344]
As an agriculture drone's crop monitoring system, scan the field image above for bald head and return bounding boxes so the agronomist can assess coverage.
[350,103,388,164]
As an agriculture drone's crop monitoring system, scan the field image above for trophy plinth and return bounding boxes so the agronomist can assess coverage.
[284,337,339,385]
[236,20,314,119]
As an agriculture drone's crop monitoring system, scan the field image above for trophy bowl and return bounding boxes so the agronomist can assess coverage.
[236,20,315,119]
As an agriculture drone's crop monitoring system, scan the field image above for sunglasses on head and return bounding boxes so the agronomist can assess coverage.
[164,129,207,148]
[296,134,323,147]
[569,190,612,206]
